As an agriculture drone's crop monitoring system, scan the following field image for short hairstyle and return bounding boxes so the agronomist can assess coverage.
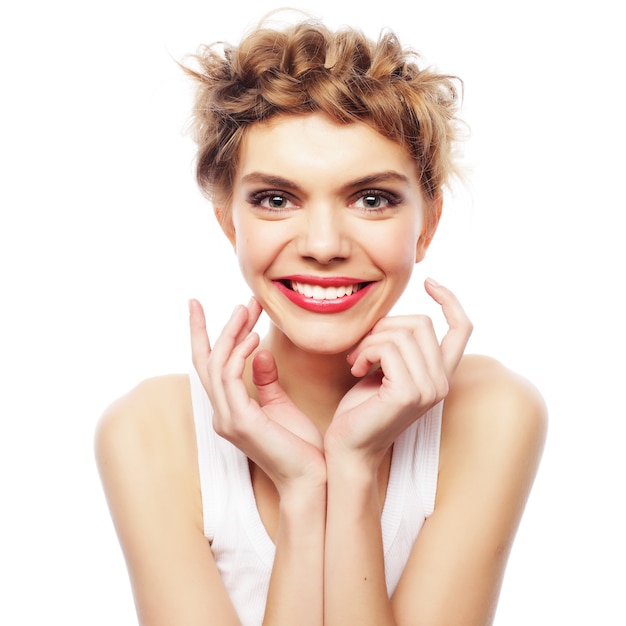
[183,17,464,214]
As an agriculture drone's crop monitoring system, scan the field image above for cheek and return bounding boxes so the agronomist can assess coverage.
[234,223,284,283]
[236,244,264,283]
[370,230,420,274]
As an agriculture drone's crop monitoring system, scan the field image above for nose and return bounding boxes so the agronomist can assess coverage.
[296,204,350,264]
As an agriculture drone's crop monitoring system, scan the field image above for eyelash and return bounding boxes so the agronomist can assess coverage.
[248,191,296,211]
[247,189,402,213]
[352,189,401,213]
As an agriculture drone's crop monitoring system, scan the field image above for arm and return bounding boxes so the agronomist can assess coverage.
[94,375,242,626]
[263,481,326,625]
[95,374,326,626]
[189,298,326,626]
[391,355,547,625]
[323,280,472,625]
[323,446,394,624]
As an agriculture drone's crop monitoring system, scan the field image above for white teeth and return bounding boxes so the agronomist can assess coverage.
[312,285,325,300]
[290,281,361,300]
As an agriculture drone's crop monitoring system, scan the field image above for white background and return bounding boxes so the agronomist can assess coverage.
[1,0,624,624]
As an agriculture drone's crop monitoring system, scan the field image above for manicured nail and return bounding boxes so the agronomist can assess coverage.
[425,277,441,287]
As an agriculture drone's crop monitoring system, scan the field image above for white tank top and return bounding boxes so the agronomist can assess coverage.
[189,368,442,626]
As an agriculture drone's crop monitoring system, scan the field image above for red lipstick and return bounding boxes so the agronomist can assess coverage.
[274,276,375,314]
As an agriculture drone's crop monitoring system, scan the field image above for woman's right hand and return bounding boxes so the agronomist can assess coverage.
[189,297,326,495]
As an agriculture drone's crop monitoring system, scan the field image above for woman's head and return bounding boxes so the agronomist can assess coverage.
[184,17,463,227]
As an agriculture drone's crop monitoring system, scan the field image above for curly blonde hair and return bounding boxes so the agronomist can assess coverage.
[183,18,463,216]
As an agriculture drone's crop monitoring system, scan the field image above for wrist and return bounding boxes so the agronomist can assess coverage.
[277,482,327,543]
[324,438,386,481]
[278,472,327,513]
[325,450,380,505]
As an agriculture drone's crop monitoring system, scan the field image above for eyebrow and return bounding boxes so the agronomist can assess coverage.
[239,170,411,191]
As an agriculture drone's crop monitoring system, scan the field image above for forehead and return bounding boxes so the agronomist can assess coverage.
[235,113,419,190]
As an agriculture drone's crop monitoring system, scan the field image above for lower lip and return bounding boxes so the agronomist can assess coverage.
[274,281,375,313]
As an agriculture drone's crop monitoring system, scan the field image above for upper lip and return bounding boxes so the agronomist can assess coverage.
[275,275,372,287]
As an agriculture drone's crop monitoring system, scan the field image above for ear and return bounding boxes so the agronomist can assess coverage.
[214,207,237,249]
[415,194,443,263]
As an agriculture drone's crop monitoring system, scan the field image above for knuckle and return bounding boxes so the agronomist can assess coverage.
[414,314,434,329]
[436,378,450,401]
[220,359,239,383]
[212,416,228,438]
[396,328,414,343]
[422,383,438,406]
[213,415,243,440]
[404,381,436,408]
[191,354,204,373]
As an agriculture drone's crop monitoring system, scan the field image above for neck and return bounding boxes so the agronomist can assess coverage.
[251,324,358,434]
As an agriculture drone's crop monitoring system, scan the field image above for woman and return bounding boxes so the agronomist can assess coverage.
[95,17,547,626]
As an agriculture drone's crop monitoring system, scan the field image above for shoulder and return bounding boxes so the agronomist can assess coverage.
[94,373,201,526]
[392,355,547,621]
[445,353,547,436]
[439,353,548,499]
[95,377,242,622]
[95,374,194,462]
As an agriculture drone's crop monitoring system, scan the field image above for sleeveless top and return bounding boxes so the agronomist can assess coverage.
[189,367,443,626]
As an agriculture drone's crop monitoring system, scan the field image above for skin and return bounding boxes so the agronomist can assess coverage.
[95,113,547,625]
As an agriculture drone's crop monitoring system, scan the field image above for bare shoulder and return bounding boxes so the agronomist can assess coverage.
[439,352,548,496]
[94,373,202,530]
[446,353,547,437]
[391,355,548,623]
[96,373,192,433]
[95,374,195,468]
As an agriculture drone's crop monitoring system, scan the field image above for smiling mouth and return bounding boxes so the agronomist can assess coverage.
[281,280,370,301]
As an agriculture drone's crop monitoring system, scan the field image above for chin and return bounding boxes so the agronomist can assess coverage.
[275,323,362,356]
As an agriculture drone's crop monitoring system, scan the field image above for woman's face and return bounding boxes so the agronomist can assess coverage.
[221,113,437,354]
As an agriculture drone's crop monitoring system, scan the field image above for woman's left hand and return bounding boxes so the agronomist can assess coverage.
[324,279,472,470]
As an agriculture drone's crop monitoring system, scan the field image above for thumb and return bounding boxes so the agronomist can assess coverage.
[252,350,286,406]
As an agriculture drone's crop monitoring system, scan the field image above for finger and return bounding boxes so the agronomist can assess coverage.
[252,349,285,406]
[220,330,261,415]
[209,304,253,365]
[352,341,421,406]
[189,298,211,373]
[424,278,473,378]
[247,296,263,323]
[232,296,263,345]
[188,299,238,423]
[204,305,253,417]
[362,315,445,383]
[348,329,421,377]
[350,329,443,403]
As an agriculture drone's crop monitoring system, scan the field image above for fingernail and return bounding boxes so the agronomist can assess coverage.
[425,277,441,287]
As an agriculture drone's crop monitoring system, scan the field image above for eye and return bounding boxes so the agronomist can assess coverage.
[249,191,296,211]
[264,195,291,209]
[357,194,387,209]
[352,190,400,212]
